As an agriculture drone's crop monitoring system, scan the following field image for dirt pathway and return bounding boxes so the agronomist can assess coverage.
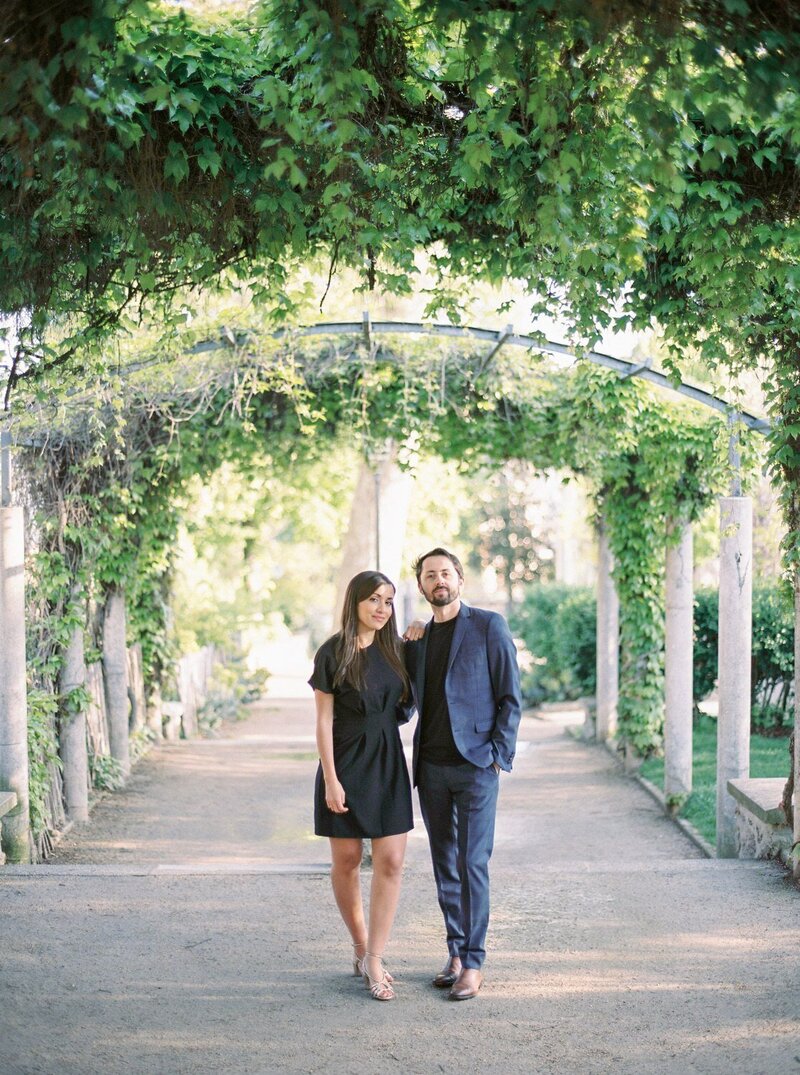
[1,692,798,1075]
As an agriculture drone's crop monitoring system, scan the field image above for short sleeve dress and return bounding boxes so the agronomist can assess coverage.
[309,635,413,839]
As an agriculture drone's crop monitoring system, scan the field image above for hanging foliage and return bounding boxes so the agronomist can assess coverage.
[15,332,732,774]
[2,1,798,413]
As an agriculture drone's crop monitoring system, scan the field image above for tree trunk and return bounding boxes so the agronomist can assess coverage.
[333,443,412,628]
[146,683,164,738]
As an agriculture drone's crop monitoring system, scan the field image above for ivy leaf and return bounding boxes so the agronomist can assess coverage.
[164,141,189,183]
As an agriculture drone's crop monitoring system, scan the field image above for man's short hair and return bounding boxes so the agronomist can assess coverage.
[414,547,465,583]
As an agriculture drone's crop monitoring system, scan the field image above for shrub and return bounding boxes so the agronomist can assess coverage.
[510,584,596,704]
[693,586,793,733]
[750,585,794,733]
[196,653,270,735]
[89,753,125,792]
[512,581,794,733]
[692,589,719,705]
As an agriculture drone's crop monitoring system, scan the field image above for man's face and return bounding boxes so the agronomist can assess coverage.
[418,555,463,608]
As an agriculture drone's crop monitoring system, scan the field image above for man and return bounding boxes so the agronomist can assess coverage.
[405,547,522,1000]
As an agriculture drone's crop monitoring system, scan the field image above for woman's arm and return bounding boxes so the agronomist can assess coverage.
[314,688,348,813]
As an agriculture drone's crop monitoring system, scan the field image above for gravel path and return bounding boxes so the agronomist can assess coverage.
[1,692,798,1075]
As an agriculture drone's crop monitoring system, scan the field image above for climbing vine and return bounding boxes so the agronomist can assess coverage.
[5,0,794,840]
[14,331,734,798]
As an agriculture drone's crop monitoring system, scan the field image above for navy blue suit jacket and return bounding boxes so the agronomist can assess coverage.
[405,603,522,786]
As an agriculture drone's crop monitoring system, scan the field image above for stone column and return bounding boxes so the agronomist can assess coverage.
[146,682,164,738]
[595,523,619,741]
[103,587,131,779]
[716,497,753,857]
[0,505,31,861]
[664,519,693,806]
[59,621,89,823]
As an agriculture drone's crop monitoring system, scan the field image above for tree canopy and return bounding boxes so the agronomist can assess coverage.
[2,0,799,391]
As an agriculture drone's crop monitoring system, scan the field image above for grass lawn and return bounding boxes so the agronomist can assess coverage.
[638,716,792,845]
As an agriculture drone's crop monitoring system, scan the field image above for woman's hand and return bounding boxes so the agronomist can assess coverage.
[403,618,427,642]
[325,778,349,813]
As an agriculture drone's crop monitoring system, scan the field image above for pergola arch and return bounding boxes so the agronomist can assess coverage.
[188,318,772,858]
[0,319,770,862]
[185,316,770,434]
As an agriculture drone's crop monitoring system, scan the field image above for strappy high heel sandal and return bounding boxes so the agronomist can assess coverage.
[362,953,396,1001]
[354,943,393,983]
[352,942,366,976]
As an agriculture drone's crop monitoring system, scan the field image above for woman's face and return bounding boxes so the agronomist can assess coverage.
[356,584,395,635]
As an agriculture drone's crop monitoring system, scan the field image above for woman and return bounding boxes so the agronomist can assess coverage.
[310,570,413,1001]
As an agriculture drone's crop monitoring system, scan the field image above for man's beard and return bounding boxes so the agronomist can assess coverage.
[429,587,457,606]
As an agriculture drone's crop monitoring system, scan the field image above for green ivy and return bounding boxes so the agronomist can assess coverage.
[26,689,61,840]
[17,334,732,762]
[89,753,125,793]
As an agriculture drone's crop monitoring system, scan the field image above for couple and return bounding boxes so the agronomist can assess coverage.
[310,547,522,1002]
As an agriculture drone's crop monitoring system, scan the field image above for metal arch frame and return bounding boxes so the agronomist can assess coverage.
[264,318,769,434]
[125,314,769,433]
[0,315,771,505]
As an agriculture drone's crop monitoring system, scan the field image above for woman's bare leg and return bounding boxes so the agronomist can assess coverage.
[329,838,367,961]
[364,833,407,984]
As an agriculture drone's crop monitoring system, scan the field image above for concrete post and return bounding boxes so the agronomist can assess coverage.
[595,523,619,741]
[59,622,89,823]
[716,497,753,857]
[664,519,693,806]
[146,682,164,738]
[103,588,131,778]
[0,505,31,861]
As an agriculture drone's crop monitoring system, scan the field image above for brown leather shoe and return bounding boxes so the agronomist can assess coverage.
[432,956,462,988]
[449,968,483,1000]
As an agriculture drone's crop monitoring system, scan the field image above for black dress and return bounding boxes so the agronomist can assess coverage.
[309,635,413,839]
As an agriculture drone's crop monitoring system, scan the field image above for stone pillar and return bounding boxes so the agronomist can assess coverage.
[59,621,89,823]
[146,683,164,738]
[103,587,131,779]
[0,505,31,862]
[595,523,619,741]
[716,497,753,857]
[664,519,693,806]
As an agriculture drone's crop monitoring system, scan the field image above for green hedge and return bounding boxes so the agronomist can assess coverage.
[512,582,794,733]
[694,586,794,734]
[509,584,596,704]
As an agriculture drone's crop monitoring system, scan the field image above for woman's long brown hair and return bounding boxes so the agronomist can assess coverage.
[333,571,409,699]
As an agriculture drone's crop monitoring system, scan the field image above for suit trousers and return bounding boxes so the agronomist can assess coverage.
[417,759,500,970]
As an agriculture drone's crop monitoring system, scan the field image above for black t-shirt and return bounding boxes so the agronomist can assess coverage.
[419,617,466,765]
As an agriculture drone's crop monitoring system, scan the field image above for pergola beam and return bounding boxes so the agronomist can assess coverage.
[7,321,770,445]
[475,323,514,377]
[281,322,770,434]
